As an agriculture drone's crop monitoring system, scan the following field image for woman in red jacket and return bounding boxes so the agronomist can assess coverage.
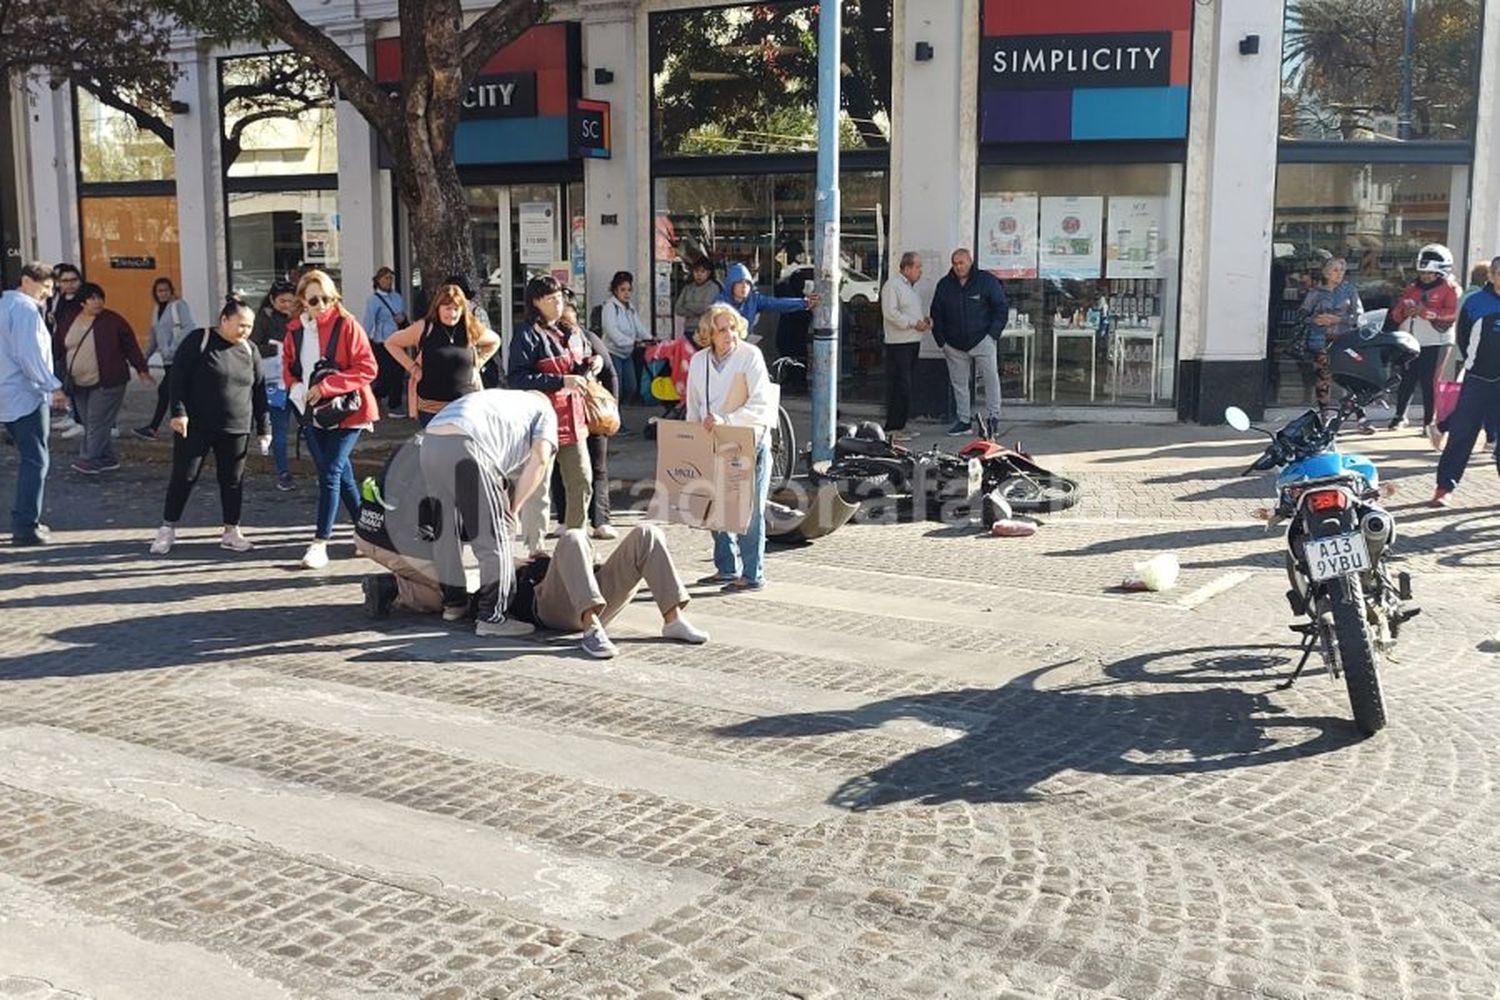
[281,269,379,569]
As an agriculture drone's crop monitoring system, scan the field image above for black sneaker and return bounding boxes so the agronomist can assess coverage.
[96,458,122,472]
[362,574,397,619]
[946,420,973,437]
[11,533,50,547]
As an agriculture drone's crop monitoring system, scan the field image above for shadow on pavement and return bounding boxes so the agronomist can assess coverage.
[716,646,1361,811]
[0,601,578,681]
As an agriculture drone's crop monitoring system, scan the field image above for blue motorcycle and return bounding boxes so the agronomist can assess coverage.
[1227,333,1420,736]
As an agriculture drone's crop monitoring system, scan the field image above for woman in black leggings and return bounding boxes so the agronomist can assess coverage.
[148,297,270,555]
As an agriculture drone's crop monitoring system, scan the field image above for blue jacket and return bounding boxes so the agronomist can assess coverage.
[1456,283,1500,380]
[930,268,1008,352]
[715,262,807,331]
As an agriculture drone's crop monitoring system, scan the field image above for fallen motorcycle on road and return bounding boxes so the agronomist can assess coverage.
[814,419,1081,520]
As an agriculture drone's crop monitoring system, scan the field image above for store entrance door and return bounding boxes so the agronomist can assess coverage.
[468,182,581,357]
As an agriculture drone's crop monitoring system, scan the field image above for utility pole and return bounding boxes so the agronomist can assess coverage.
[810,0,842,464]
[1399,0,1415,140]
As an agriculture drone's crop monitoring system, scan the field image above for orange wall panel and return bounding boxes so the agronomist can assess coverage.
[80,195,183,348]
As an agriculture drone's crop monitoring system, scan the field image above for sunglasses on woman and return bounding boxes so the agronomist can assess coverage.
[305,296,326,307]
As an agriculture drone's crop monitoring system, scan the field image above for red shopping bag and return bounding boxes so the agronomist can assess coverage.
[1435,379,1462,425]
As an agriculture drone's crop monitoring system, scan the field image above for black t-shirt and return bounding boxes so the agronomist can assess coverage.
[417,321,478,403]
[169,329,269,437]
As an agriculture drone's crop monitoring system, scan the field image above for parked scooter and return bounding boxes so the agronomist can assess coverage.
[1225,326,1420,735]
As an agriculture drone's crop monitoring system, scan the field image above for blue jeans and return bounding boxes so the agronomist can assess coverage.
[4,403,49,539]
[712,435,772,585]
[268,404,291,476]
[303,425,362,539]
[612,352,639,405]
[1436,378,1500,491]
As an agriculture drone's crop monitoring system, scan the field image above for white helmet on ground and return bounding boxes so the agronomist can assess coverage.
[1416,244,1454,276]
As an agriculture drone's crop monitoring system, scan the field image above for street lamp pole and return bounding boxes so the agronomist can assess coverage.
[810,0,842,464]
[1399,0,1416,140]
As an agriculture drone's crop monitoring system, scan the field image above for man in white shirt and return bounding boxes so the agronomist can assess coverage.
[880,251,931,440]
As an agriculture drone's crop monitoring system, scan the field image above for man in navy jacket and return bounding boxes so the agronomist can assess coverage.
[930,248,1007,435]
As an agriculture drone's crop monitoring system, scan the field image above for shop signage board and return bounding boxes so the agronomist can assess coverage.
[518,202,555,266]
[573,100,611,159]
[1039,196,1102,279]
[979,0,1193,142]
[978,193,1039,278]
[1106,196,1168,279]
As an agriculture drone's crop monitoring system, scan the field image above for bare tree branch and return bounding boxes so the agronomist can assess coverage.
[78,78,175,147]
[251,0,400,144]
[459,0,548,84]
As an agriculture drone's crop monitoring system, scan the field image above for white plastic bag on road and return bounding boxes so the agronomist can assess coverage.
[1122,553,1180,592]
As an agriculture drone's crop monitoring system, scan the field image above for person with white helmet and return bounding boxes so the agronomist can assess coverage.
[1386,243,1460,441]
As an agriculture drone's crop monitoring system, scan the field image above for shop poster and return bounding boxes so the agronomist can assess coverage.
[518,202,555,266]
[1106,196,1168,279]
[1039,196,1103,280]
[978,193,1039,278]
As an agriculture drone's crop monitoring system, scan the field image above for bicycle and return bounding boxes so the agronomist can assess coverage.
[767,356,803,493]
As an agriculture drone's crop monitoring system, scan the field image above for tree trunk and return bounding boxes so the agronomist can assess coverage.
[396,151,476,298]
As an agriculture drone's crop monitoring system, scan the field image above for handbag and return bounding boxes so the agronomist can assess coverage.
[582,377,621,437]
[1435,378,1462,426]
[298,317,363,428]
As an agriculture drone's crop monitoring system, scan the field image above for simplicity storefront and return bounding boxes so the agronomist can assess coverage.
[9,0,1500,422]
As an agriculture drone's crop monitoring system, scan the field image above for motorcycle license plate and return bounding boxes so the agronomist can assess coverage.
[1306,532,1371,582]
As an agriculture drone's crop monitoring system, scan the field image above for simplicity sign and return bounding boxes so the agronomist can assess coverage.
[980,0,1192,142]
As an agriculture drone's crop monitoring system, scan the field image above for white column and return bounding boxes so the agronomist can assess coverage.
[21,78,80,266]
[1466,1,1500,266]
[171,46,227,327]
[582,5,642,318]
[332,25,383,321]
[1176,0,1284,416]
[889,0,978,324]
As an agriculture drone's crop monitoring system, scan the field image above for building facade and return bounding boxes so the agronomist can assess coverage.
[6,0,1498,421]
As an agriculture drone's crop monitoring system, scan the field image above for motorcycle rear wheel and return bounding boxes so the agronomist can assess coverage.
[996,473,1081,513]
[1328,576,1388,736]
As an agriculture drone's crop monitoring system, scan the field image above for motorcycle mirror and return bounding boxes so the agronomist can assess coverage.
[1224,407,1252,432]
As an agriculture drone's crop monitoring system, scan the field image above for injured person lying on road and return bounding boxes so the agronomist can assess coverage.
[354,444,709,660]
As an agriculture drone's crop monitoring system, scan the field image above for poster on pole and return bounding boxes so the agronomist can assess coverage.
[518,202,555,266]
[978,193,1038,278]
[1039,196,1103,280]
[1106,196,1168,278]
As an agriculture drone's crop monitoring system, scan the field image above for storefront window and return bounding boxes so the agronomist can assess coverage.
[76,87,175,184]
[220,53,337,177]
[654,170,888,399]
[80,196,182,344]
[651,1,892,157]
[976,165,1184,407]
[1281,0,1482,142]
[1268,162,1464,404]
[227,190,340,301]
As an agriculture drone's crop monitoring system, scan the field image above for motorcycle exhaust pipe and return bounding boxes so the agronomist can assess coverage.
[1360,509,1395,563]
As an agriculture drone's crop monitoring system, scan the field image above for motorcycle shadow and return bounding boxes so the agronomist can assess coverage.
[715,648,1361,811]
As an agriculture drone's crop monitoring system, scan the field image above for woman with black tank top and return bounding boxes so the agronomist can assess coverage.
[384,283,500,427]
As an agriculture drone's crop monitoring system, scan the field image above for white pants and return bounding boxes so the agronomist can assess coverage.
[944,338,1002,423]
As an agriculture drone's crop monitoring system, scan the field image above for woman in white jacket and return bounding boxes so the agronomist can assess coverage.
[685,302,777,592]
[601,270,651,405]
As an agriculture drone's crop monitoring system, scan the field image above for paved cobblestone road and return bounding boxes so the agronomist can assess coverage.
[2,409,1499,999]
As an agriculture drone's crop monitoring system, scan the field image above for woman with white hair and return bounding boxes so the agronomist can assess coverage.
[684,302,777,592]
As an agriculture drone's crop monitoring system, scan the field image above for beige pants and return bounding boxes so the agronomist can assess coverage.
[534,525,689,631]
[355,537,443,613]
[520,439,592,551]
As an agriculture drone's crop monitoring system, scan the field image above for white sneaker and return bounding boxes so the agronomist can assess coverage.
[590,524,619,541]
[300,541,329,569]
[475,617,535,638]
[59,423,83,439]
[220,527,254,552]
[149,525,175,555]
[662,615,709,645]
